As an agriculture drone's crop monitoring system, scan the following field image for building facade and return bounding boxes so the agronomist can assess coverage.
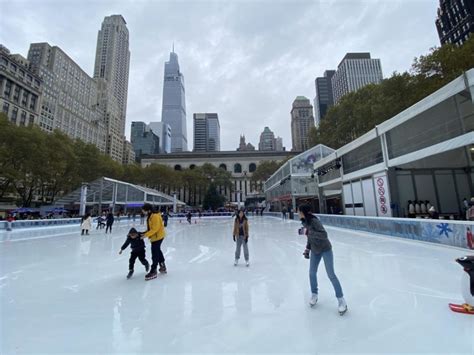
[193,113,220,152]
[93,15,131,162]
[27,43,106,152]
[93,15,130,126]
[149,121,171,154]
[331,53,383,104]
[436,0,474,46]
[131,121,161,158]
[258,126,276,151]
[162,50,187,152]
[141,150,296,207]
[314,70,335,127]
[0,46,42,127]
[291,96,315,152]
[122,140,136,165]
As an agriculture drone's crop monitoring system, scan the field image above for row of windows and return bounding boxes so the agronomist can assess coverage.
[173,163,258,174]
[2,102,35,126]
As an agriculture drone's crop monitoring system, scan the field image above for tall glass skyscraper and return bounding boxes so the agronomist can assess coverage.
[162,50,187,152]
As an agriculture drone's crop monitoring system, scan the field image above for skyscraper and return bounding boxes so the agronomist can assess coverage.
[314,70,335,127]
[193,113,220,152]
[94,15,130,124]
[149,121,172,154]
[93,15,130,163]
[131,121,160,158]
[162,49,187,152]
[291,96,315,152]
[436,0,474,46]
[331,53,383,104]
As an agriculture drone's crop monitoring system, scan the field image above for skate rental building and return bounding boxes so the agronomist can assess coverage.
[313,69,474,219]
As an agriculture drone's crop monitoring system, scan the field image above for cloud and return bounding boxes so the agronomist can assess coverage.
[0,0,440,151]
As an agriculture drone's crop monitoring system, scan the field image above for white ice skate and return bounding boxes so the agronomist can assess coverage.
[309,293,318,307]
[337,297,347,315]
[246,261,250,267]
[234,259,238,266]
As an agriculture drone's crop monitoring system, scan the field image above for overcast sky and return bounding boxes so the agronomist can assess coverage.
[1,0,440,151]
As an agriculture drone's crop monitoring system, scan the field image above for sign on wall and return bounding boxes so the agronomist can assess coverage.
[374,173,392,217]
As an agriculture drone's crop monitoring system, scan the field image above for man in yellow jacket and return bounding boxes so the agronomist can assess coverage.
[141,203,166,280]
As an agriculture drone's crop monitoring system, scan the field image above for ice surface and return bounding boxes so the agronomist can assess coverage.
[1,216,473,354]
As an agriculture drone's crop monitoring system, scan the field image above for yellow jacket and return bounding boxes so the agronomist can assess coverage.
[144,212,166,242]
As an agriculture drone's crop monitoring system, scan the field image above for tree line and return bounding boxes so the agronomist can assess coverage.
[308,36,474,149]
[0,115,285,208]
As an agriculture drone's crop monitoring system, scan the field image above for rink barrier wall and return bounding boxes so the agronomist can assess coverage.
[263,212,474,250]
[0,213,235,230]
[316,214,474,250]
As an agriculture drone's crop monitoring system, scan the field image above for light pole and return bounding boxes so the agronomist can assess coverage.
[79,183,88,216]
[172,191,177,214]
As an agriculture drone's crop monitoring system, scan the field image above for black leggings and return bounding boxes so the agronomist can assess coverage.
[106,223,113,233]
[151,239,165,270]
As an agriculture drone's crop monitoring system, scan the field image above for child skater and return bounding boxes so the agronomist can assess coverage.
[80,213,92,235]
[299,204,347,315]
[119,227,150,279]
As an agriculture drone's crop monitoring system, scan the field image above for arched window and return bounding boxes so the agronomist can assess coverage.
[219,163,227,171]
[189,164,196,170]
[234,163,242,173]
[249,163,257,173]
[174,164,182,171]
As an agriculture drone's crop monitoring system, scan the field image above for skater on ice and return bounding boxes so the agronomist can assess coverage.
[105,211,114,234]
[119,227,150,279]
[298,204,347,315]
[80,213,92,235]
[233,209,250,267]
[141,203,167,280]
[186,211,192,224]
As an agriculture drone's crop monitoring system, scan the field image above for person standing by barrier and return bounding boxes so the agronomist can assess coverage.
[233,209,250,267]
[141,203,166,280]
[299,204,347,315]
[105,212,115,234]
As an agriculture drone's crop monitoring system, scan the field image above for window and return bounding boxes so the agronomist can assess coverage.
[4,80,11,97]
[249,163,257,173]
[2,102,9,114]
[30,96,37,111]
[20,111,27,126]
[219,163,227,171]
[11,107,18,123]
[21,91,28,107]
[29,114,35,125]
[174,164,182,171]
[13,86,20,103]
[234,163,242,174]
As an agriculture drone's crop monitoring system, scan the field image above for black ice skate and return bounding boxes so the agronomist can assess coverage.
[145,269,157,280]
[159,262,167,274]
[126,270,134,279]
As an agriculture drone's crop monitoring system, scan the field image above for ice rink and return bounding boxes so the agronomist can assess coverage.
[1,216,473,354]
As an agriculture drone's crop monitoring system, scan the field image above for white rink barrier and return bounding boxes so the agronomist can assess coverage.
[317,214,474,250]
[263,212,474,250]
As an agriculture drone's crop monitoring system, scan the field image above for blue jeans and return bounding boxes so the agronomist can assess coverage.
[309,249,343,298]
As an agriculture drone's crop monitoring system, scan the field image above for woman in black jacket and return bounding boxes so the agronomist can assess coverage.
[299,204,347,315]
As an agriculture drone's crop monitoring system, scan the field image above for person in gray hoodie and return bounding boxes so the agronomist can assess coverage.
[299,204,347,315]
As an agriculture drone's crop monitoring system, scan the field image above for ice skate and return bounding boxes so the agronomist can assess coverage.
[338,297,348,315]
[309,293,318,307]
[246,260,250,267]
[126,270,134,279]
[234,259,238,266]
[159,262,167,274]
[145,269,157,280]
